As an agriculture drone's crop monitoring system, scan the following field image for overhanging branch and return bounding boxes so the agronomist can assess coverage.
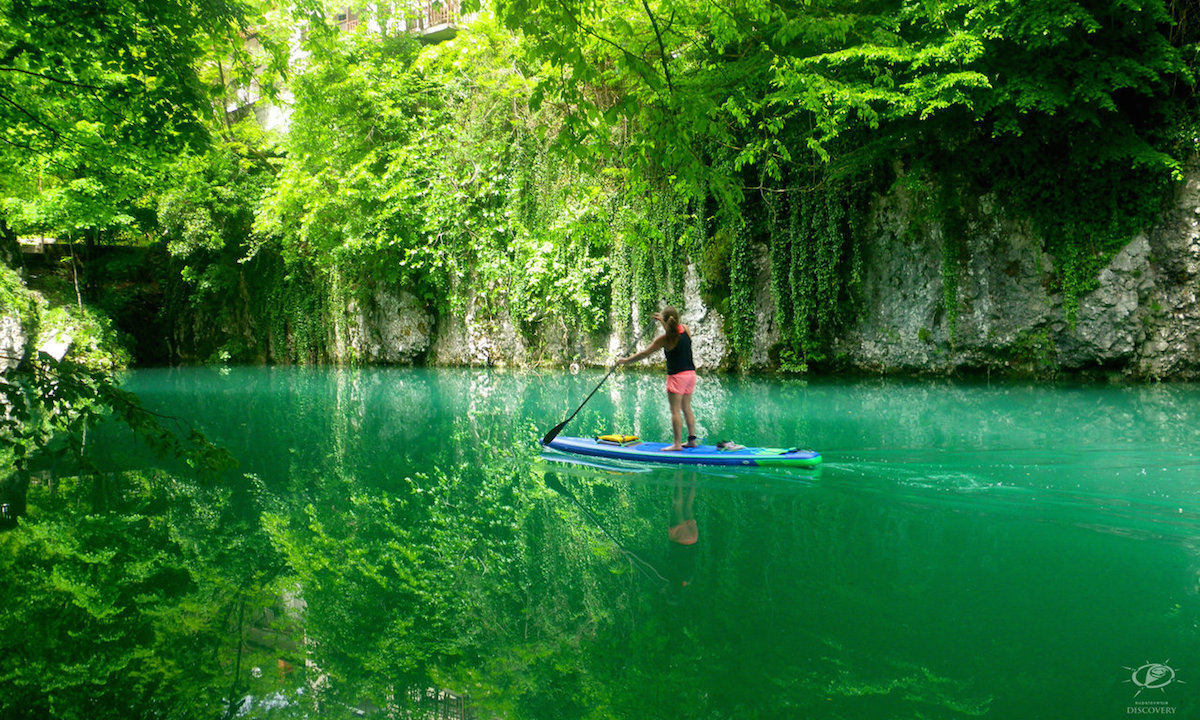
[640,0,674,96]
[0,66,104,91]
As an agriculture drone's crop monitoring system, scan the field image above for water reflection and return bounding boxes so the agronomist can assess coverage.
[7,368,1200,718]
[540,465,666,591]
[666,470,699,606]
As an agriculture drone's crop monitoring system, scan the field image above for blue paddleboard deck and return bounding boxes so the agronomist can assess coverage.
[544,436,822,467]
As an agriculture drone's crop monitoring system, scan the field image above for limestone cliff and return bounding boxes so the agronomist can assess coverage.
[830,160,1200,379]
[150,160,1200,379]
[379,159,1200,379]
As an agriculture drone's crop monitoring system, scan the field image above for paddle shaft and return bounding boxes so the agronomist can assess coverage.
[543,473,624,547]
[541,363,619,445]
[542,471,665,585]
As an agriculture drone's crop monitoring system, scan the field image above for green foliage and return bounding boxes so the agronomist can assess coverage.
[254,31,431,287]
[0,0,280,250]
[999,326,1059,377]
[158,142,270,262]
[154,132,336,364]
[1,263,233,479]
[727,211,756,361]
[609,190,691,341]
[0,0,253,167]
[0,258,35,325]
[261,414,532,710]
[783,0,1190,321]
[0,470,292,720]
[2,0,1197,380]
[695,213,731,311]
[1001,160,1171,323]
[256,17,629,354]
[500,0,1198,338]
[766,188,792,342]
[762,182,864,371]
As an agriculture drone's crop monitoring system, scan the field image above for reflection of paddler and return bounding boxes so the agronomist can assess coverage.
[667,471,698,605]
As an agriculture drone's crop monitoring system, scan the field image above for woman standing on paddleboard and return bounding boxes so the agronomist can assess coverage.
[619,306,699,451]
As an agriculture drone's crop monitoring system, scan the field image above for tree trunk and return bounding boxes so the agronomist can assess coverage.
[0,216,20,270]
[0,473,29,530]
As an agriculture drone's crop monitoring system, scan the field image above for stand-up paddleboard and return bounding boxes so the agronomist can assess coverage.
[543,435,822,468]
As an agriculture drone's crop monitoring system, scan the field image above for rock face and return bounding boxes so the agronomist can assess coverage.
[681,264,729,369]
[428,291,526,367]
[828,159,1200,378]
[0,314,25,373]
[1134,168,1200,378]
[166,159,1200,378]
[835,190,1062,374]
[352,158,1200,378]
[339,287,433,364]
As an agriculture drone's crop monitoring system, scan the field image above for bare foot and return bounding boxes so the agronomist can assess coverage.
[661,444,683,452]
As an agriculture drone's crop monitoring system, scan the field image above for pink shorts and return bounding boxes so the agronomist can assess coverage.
[666,370,696,395]
[669,518,699,545]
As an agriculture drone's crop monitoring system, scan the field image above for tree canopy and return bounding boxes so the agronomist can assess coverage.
[6,0,1199,367]
[0,0,285,248]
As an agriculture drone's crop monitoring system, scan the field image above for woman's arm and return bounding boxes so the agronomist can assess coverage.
[620,335,665,364]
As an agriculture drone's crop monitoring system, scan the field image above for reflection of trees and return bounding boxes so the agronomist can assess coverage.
[8,428,994,718]
[436,455,993,719]
[260,385,534,713]
[341,445,866,718]
[27,367,1200,717]
[0,470,296,719]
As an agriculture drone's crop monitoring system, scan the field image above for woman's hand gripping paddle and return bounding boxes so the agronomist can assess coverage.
[541,363,620,446]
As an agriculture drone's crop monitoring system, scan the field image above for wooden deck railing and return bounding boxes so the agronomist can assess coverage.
[323,3,471,38]
[406,0,464,31]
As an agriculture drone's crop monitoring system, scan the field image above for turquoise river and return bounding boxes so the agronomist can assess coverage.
[20,367,1200,718]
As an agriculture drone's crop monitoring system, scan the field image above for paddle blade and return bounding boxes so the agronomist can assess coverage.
[542,471,569,497]
[541,420,568,445]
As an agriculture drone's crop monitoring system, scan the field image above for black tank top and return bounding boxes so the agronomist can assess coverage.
[664,327,695,375]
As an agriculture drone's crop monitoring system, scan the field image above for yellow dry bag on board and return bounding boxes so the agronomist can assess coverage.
[596,434,639,446]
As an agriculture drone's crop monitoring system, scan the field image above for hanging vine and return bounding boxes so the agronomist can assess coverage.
[610,235,634,339]
[766,187,792,343]
[727,210,756,362]
[655,191,688,309]
[787,191,815,364]
[765,177,864,372]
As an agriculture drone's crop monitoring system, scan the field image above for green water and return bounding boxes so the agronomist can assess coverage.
[28,367,1200,717]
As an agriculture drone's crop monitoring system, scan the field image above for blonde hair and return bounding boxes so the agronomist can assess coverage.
[660,306,681,349]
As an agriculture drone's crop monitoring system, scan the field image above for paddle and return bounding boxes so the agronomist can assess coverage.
[541,470,665,585]
[542,472,625,548]
[541,363,619,445]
